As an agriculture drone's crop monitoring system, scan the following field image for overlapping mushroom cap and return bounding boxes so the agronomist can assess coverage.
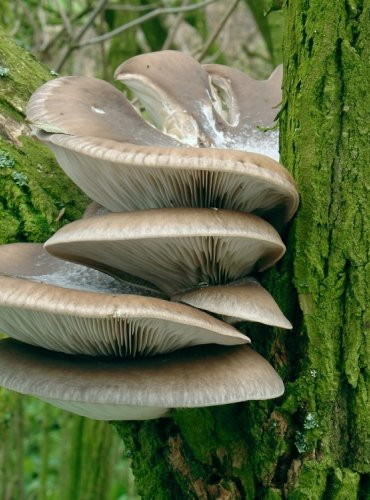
[27,51,298,227]
[44,208,286,295]
[0,340,284,420]
[0,243,248,356]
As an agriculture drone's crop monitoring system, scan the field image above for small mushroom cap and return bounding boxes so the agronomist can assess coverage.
[0,244,247,356]
[26,76,179,147]
[172,278,292,329]
[44,208,286,295]
[204,63,283,160]
[0,339,284,420]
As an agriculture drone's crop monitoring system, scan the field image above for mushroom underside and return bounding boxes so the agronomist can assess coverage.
[0,339,284,420]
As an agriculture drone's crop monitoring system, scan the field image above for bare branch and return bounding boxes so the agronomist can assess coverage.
[105,3,160,12]
[161,0,189,51]
[55,0,109,73]
[76,0,219,49]
[197,0,241,62]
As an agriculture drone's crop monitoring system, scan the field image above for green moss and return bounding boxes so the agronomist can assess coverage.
[0,26,50,117]
[287,462,328,500]
[114,420,183,500]
[0,136,88,243]
[327,468,361,499]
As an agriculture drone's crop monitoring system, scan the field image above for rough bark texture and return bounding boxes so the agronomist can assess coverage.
[114,1,370,498]
[0,0,369,496]
[0,27,88,244]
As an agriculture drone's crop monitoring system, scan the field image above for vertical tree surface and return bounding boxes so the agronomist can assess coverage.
[114,1,370,498]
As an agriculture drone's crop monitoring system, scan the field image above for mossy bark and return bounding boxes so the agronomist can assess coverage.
[114,2,370,499]
[0,27,89,243]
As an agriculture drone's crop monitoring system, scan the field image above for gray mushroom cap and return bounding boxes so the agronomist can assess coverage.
[44,208,286,295]
[115,51,282,159]
[0,339,284,420]
[172,278,292,329]
[26,62,298,226]
[0,243,247,356]
[0,241,161,296]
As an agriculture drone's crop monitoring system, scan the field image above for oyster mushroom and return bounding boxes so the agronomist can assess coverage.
[116,50,282,158]
[172,278,292,328]
[0,244,247,356]
[26,54,298,226]
[44,208,286,295]
[0,339,284,420]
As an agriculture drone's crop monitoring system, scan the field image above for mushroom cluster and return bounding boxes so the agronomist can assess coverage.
[0,51,298,420]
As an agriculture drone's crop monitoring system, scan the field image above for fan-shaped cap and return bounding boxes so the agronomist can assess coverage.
[0,339,284,420]
[26,75,179,147]
[44,208,286,295]
[115,51,282,159]
[27,58,299,226]
[0,244,247,356]
[173,278,292,328]
[0,242,160,296]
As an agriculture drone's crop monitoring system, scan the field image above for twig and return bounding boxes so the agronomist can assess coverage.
[56,0,73,37]
[197,0,241,62]
[55,0,109,72]
[76,0,219,49]
[40,6,91,54]
[161,0,189,51]
[105,3,159,12]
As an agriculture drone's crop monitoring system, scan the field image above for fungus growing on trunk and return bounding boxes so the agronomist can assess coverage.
[172,278,292,329]
[0,50,298,420]
[44,208,286,295]
[27,52,298,227]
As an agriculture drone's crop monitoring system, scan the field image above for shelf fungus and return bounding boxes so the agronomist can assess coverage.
[26,51,298,227]
[0,340,284,420]
[0,243,248,356]
[0,51,299,420]
[172,278,292,329]
[44,208,286,295]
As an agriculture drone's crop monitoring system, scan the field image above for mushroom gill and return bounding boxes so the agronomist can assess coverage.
[0,339,284,420]
[44,208,286,295]
[0,244,248,356]
[27,52,298,227]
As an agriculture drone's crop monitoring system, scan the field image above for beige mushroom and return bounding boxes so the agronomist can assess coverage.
[27,58,298,226]
[0,339,284,420]
[44,208,286,295]
[0,243,247,356]
[172,278,292,328]
[116,51,282,159]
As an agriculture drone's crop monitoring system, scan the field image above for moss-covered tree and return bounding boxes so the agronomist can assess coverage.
[114,2,370,498]
[0,0,369,497]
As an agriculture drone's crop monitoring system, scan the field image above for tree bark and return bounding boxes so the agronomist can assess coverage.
[114,2,370,498]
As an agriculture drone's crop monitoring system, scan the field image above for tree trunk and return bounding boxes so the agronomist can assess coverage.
[114,2,370,498]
